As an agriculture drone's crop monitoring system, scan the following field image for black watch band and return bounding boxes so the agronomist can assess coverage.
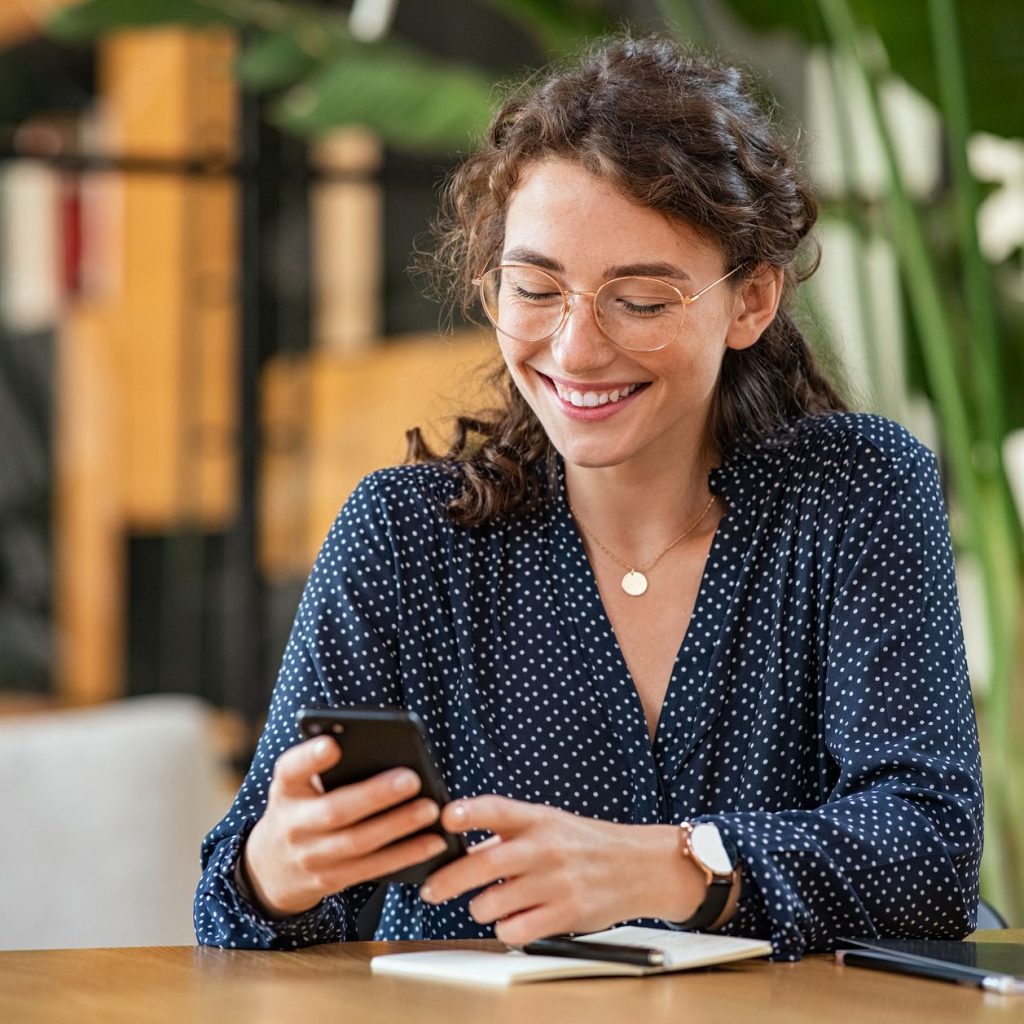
[675,874,732,931]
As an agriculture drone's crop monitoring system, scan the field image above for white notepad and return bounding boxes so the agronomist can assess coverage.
[370,926,773,986]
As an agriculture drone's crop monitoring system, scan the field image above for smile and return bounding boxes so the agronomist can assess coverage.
[533,372,652,422]
[552,381,643,407]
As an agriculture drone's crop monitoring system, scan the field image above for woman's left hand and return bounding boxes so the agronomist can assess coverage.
[419,796,703,945]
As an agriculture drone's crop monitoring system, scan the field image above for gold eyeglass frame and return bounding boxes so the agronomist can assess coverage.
[472,262,744,352]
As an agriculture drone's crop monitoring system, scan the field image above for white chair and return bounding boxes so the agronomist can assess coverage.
[0,694,228,949]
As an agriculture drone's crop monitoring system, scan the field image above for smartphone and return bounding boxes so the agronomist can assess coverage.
[295,706,466,885]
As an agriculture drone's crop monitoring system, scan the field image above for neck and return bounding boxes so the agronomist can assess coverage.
[563,444,716,558]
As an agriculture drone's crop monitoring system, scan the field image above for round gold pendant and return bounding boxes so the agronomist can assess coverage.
[621,570,648,596]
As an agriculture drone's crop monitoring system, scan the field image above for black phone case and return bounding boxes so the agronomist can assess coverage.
[295,707,466,885]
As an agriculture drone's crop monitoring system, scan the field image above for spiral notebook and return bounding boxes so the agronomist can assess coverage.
[370,926,773,986]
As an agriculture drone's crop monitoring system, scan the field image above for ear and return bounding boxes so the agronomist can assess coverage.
[725,265,784,351]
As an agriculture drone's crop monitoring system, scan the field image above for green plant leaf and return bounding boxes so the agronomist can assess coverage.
[653,0,708,44]
[725,0,1024,139]
[482,0,614,54]
[273,45,494,155]
[47,0,241,39]
[235,26,348,93]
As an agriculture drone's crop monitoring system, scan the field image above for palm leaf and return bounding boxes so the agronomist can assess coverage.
[273,44,494,154]
[482,0,613,54]
[48,0,241,36]
[726,0,1024,139]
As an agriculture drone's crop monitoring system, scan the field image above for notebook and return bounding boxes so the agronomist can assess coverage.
[370,926,773,986]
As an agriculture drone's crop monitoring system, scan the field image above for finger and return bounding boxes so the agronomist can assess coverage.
[320,831,450,894]
[440,795,546,836]
[299,798,440,870]
[468,876,544,926]
[422,833,526,904]
[274,737,343,798]
[493,905,566,948]
[295,767,424,835]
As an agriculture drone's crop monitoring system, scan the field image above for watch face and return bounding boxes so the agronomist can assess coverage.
[690,823,733,875]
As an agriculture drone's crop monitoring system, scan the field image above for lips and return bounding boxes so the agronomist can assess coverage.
[552,380,642,407]
[533,371,650,420]
[542,372,649,402]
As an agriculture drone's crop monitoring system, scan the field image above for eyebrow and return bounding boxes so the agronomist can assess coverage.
[501,246,693,284]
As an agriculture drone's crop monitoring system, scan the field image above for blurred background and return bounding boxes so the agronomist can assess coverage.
[0,0,1021,948]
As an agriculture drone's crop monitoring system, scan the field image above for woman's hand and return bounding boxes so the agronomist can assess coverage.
[420,796,708,945]
[241,737,448,918]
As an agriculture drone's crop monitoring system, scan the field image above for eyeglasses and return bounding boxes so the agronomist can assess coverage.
[472,262,743,352]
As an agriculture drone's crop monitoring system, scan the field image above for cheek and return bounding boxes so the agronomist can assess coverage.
[674,315,731,375]
[646,344,727,411]
[497,339,533,390]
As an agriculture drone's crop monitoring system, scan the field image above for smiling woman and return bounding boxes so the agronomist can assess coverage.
[195,36,982,961]
[476,160,778,482]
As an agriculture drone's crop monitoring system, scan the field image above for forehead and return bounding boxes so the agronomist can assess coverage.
[502,157,716,271]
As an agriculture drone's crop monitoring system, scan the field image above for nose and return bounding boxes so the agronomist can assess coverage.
[550,292,616,374]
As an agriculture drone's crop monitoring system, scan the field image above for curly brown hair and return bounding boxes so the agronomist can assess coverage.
[408,35,847,525]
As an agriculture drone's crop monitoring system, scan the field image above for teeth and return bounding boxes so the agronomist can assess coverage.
[557,382,640,407]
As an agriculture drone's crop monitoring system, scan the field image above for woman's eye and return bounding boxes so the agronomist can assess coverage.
[513,286,560,302]
[620,300,667,316]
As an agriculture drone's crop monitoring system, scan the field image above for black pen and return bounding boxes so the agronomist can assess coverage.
[836,950,1024,995]
[520,936,665,968]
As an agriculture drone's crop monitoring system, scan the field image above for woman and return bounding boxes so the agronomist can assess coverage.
[195,36,982,959]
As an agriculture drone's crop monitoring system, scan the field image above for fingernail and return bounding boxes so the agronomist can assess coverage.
[391,769,418,791]
[450,802,467,821]
[420,884,436,903]
[314,738,333,758]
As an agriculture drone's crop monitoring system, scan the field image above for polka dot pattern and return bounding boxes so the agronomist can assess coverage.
[194,413,983,959]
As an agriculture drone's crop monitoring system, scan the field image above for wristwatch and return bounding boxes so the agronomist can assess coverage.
[674,821,737,931]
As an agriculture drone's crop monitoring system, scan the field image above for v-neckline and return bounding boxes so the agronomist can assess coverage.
[548,454,762,819]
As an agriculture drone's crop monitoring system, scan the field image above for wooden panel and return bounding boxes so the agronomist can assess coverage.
[100,30,238,530]
[56,29,238,701]
[188,175,238,528]
[107,172,238,530]
[115,173,189,527]
[55,303,125,703]
[260,331,497,580]
[100,31,236,161]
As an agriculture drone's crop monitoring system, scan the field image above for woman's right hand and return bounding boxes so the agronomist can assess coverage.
[240,736,447,918]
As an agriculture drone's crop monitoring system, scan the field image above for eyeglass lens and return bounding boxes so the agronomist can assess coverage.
[478,265,684,351]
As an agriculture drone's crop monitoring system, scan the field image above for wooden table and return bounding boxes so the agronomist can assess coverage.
[2,933,1022,1024]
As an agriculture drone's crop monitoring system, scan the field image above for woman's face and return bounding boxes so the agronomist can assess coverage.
[495,157,776,476]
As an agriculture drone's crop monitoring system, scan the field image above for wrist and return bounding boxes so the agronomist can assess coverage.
[240,821,318,921]
[628,824,740,929]
[630,825,708,922]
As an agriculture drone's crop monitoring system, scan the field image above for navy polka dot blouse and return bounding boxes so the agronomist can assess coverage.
[195,412,983,959]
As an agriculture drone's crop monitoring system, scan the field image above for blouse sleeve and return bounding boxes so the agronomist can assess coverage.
[194,475,407,948]
[694,440,983,959]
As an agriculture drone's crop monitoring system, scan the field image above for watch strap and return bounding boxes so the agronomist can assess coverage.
[675,874,732,931]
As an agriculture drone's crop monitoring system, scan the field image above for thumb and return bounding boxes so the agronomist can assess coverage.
[274,735,342,797]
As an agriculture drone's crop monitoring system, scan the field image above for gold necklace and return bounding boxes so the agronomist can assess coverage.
[568,493,716,596]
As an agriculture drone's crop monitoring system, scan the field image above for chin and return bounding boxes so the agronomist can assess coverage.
[547,434,635,470]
